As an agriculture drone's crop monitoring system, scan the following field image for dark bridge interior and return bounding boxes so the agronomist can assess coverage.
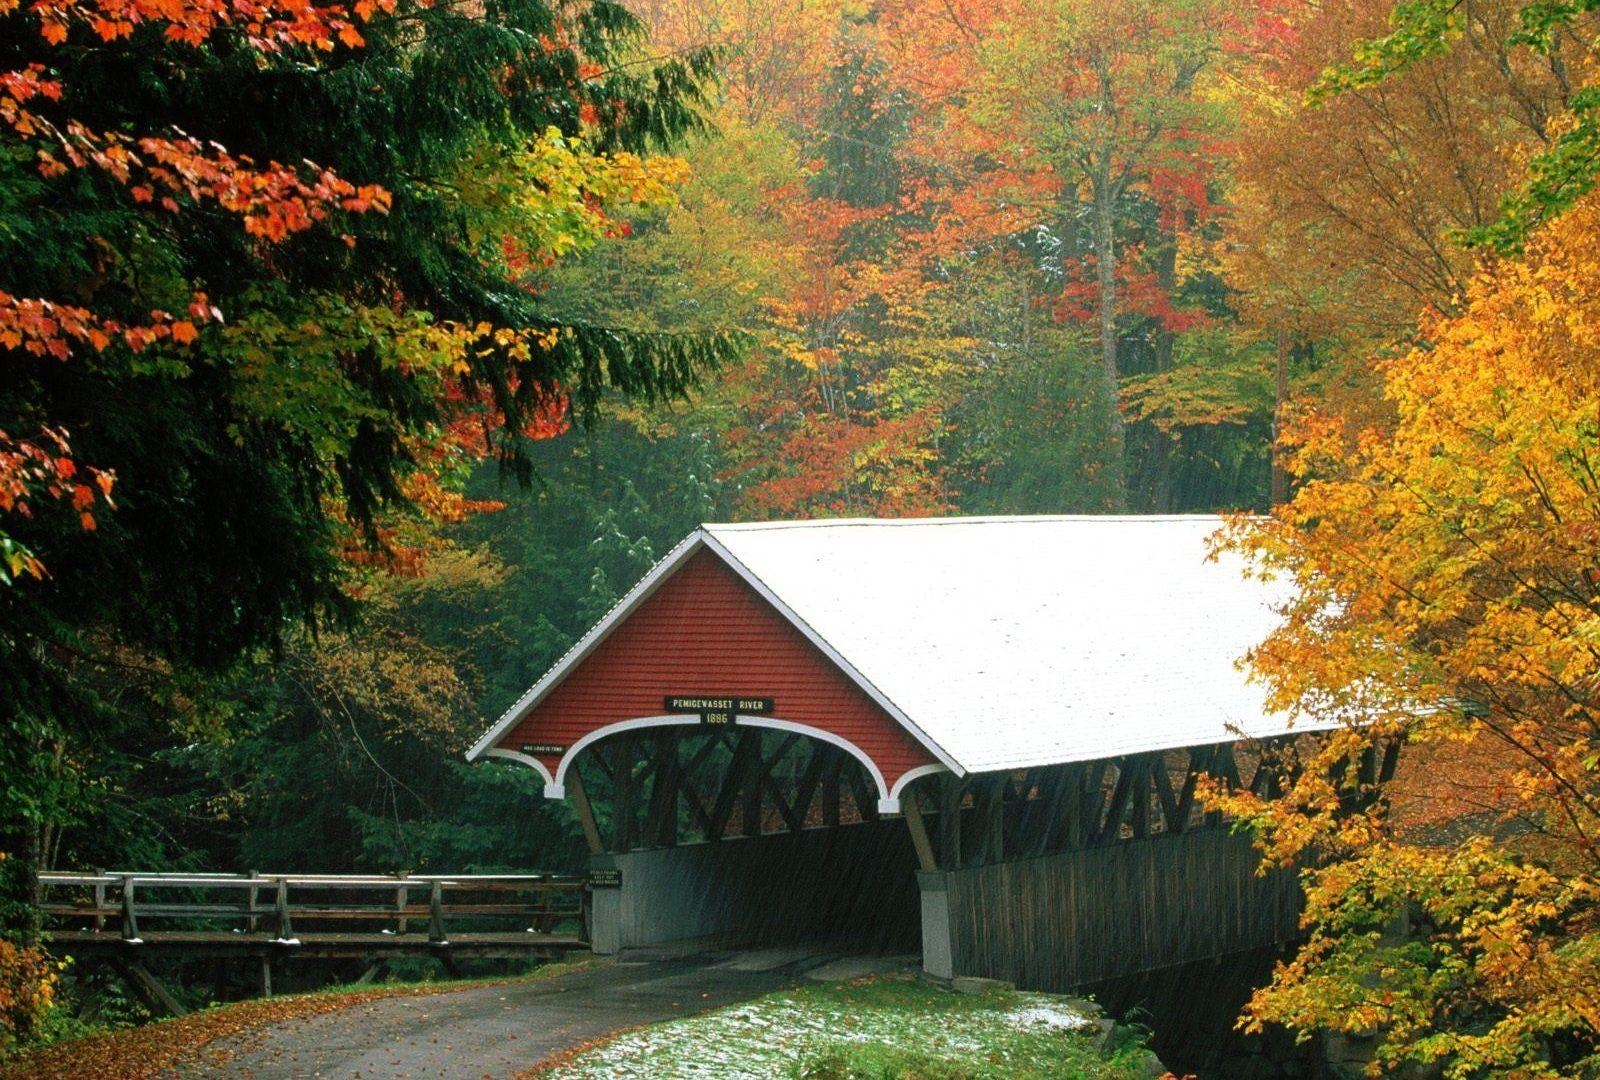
[603,821,921,952]
[574,725,920,952]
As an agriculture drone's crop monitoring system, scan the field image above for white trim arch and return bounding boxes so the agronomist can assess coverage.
[482,747,558,795]
[536,714,906,812]
[544,715,684,800]
[888,763,948,805]
[740,717,897,815]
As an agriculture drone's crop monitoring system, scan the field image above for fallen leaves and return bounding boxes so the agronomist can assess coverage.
[1,978,508,1080]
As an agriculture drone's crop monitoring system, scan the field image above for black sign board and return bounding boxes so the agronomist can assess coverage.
[521,743,566,756]
[587,868,621,889]
[663,696,775,725]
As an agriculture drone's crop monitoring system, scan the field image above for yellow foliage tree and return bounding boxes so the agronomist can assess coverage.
[1223,0,1585,347]
[1217,191,1600,1075]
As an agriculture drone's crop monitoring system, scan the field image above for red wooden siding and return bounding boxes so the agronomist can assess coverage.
[496,547,938,792]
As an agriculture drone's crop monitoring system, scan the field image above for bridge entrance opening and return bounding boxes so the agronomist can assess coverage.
[571,724,921,955]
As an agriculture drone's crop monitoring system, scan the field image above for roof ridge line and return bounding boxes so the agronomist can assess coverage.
[696,531,966,776]
[706,514,1232,531]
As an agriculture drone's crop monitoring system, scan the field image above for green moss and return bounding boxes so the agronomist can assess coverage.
[543,976,1150,1079]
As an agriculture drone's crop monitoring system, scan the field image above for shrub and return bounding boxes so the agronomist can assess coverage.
[0,937,57,1050]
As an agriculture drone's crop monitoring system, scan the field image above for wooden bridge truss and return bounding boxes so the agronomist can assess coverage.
[568,726,887,854]
[565,725,1400,869]
[899,736,1400,874]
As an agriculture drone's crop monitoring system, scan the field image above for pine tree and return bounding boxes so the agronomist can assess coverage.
[0,0,729,939]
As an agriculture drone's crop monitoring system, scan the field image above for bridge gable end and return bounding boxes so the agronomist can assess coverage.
[488,546,939,803]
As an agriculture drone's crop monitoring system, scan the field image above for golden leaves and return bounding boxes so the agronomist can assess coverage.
[467,127,691,276]
[0,938,56,1051]
[1219,189,1600,1070]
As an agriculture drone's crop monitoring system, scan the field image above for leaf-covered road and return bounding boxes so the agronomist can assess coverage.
[162,950,826,1079]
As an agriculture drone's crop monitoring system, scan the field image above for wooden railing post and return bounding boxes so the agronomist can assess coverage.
[274,878,293,941]
[37,870,588,962]
[120,875,138,941]
[428,881,445,943]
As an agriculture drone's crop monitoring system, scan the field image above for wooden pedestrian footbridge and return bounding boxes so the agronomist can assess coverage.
[40,870,591,957]
[37,870,592,1012]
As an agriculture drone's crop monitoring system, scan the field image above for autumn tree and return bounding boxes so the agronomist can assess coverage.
[1216,190,1600,1074]
[1308,0,1600,255]
[581,0,1280,518]
[0,0,725,961]
[879,0,1235,503]
[1223,0,1588,350]
[641,0,855,126]
[979,0,1223,497]
[553,3,967,519]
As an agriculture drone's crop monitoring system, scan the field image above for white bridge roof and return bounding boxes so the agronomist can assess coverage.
[701,515,1307,774]
[471,514,1321,777]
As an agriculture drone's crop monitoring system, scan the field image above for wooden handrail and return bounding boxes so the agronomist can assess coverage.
[37,870,589,945]
[44,872,581,887]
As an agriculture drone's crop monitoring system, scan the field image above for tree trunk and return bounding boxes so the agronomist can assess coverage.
[1153,236,1178,376]
[1093,184,1127,508]
[7,818,42,947]
[1147,235,1179,511]
[1271,327,1290,508]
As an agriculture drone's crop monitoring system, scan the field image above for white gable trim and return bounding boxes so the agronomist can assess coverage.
[888,763,949,803]
[481,748,556,791]
[466,527,962,776]
[739,717,896,813]
[698,530,963,776]
[465,532,707,763]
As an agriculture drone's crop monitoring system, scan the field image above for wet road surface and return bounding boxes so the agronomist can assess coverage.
[167,946,880,1079]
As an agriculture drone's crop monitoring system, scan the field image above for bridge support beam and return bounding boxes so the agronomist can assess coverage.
[916,872,954,980]
[587,855,622,956]
[112,958,190,1018]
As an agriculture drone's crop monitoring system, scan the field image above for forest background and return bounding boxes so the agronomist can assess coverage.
[4,0,1600,1067]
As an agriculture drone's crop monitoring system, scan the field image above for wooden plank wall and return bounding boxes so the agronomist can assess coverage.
[944,827,1301,990]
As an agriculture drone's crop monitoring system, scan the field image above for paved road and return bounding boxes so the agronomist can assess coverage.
[168,947,883,1079]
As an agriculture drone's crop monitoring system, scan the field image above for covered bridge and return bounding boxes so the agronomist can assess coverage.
[469,515,1371,989]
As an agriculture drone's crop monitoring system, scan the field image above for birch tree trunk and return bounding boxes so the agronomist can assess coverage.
[1093,181,1128,508]
[1146,234,1180,511]
[1271,326,1290,507]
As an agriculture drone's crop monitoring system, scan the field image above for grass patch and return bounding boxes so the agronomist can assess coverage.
[530,976,1153,1079]
[1,955,606,1080]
